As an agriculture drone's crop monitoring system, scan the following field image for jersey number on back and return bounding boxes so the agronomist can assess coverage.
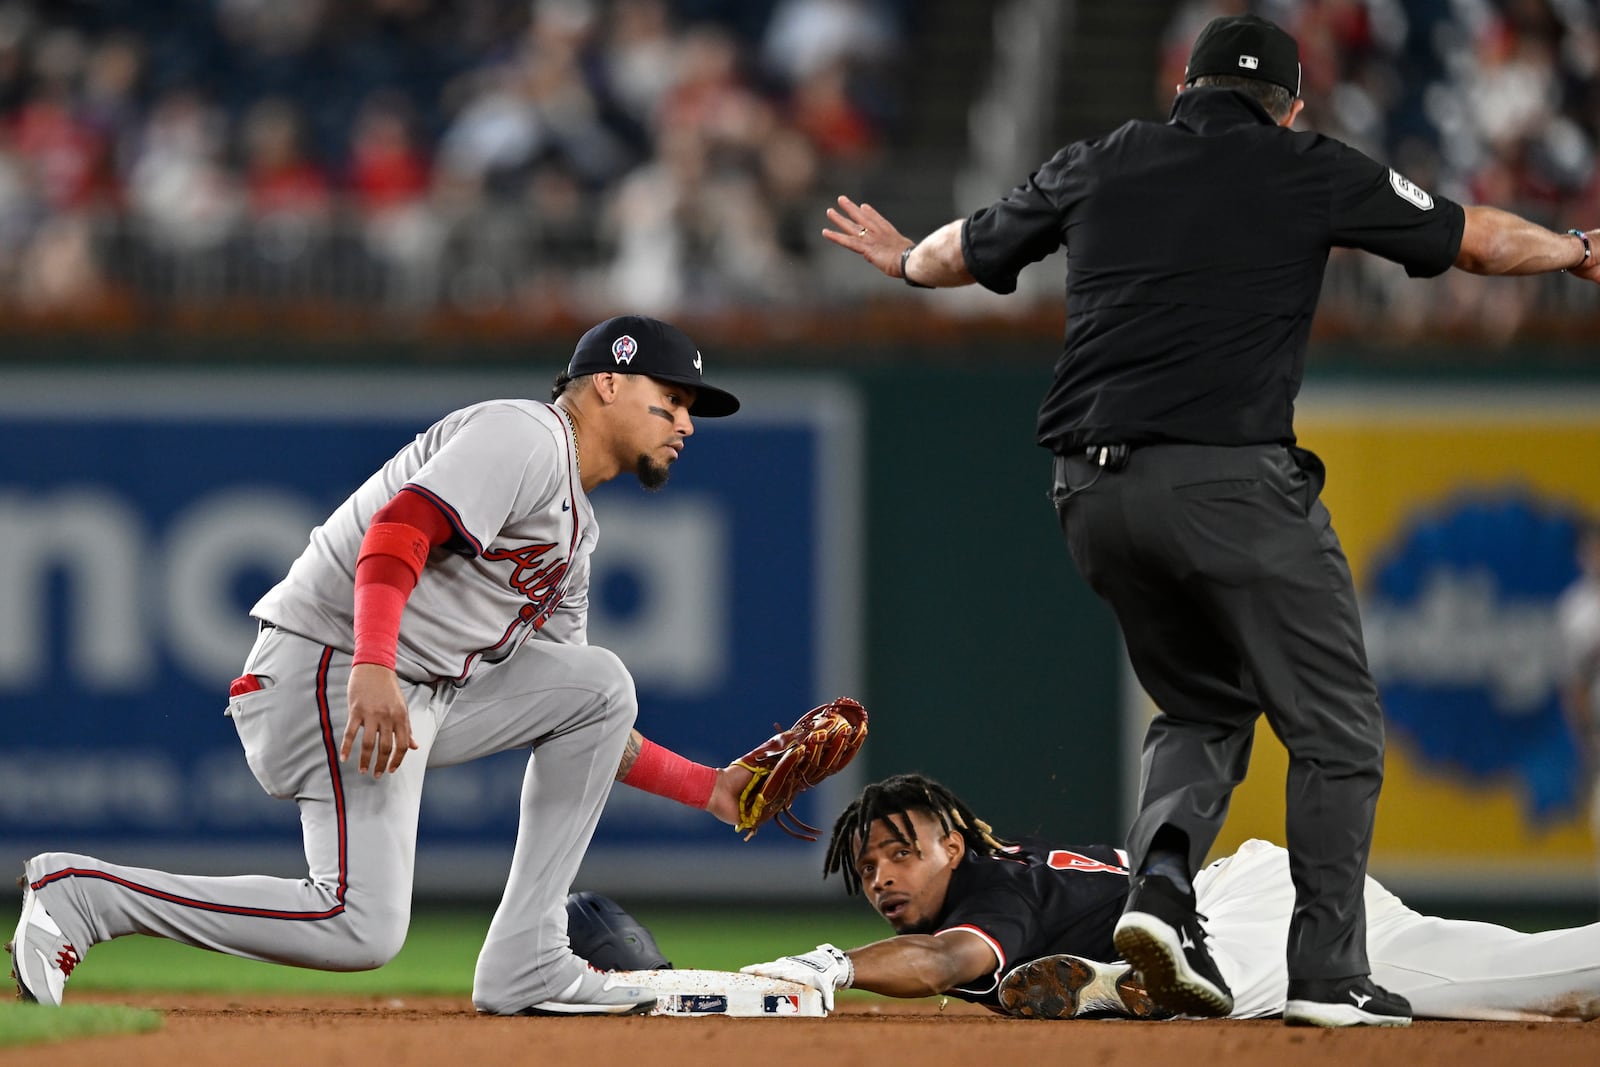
[1046,850,1129,875]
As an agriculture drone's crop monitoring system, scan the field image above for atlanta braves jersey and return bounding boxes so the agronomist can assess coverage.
[253,399,594,683]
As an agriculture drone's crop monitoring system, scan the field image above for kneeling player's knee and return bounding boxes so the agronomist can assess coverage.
[585,647,638,726]
[362,920,409,969]
[328,907,409,970]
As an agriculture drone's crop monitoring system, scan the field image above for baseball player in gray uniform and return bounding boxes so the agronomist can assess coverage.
[11,315,751,1016]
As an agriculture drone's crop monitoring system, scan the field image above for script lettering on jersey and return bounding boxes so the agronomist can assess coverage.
[482,542,570,613]
[1045,850,1129,875]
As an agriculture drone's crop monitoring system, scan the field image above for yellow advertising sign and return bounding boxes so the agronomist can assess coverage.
[1127,387,1600,895]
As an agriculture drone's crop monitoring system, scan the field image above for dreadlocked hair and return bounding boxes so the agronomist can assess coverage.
[822,773,1012,896]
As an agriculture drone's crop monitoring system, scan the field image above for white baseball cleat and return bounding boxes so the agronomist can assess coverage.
[515,966,656,1016]
[9,875,82,1006]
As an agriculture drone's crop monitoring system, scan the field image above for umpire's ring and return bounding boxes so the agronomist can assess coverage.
[858,227,868,237]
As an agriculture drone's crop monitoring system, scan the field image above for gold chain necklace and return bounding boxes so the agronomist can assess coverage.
[561,406,581,481]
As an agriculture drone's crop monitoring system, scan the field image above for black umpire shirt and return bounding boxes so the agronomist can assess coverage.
[960,88,1466,453]
[931,841,1130,1008]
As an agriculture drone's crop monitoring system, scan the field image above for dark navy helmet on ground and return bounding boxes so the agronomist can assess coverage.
[565,890,673,971]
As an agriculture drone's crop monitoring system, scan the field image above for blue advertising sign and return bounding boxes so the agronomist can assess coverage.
[0,369,863,898]
[1364,495,1587,823]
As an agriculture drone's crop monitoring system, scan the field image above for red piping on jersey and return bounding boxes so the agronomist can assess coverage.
[448,408,583,683]
[398,484,481,556]
[541,403,583,561]
[450,613,526,684]
[939,924,1007,995]
[540,401,583,623]
[30,646,351,921]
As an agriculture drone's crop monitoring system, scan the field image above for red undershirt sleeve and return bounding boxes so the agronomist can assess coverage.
[352,491,455,669]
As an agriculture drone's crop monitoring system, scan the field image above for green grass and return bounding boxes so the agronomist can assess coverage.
[3,904,896,1047]
[0,1002,161,1047]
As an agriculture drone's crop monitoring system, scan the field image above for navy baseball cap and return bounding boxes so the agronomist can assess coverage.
[1185,14,1301,98]
[567,315,740,417]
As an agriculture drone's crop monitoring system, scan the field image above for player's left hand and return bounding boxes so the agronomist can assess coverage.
[704,763,755,826]
[741,944,854,1013]
[823,195,915,278]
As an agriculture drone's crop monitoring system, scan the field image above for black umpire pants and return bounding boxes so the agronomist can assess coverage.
[1053,442,1383,982]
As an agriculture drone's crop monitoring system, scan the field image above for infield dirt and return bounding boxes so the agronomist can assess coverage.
[1,993,1592,1067]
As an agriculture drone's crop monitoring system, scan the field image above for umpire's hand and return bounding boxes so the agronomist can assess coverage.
[823,196,915,277]
[343,663,419,778]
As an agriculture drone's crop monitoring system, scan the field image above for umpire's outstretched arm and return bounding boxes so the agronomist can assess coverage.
[1456,207,1598,280]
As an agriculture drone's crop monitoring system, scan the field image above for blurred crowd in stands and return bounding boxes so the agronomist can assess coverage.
[0,0,908,320]
[0,0,1593,340]
[1162,0,1600,340]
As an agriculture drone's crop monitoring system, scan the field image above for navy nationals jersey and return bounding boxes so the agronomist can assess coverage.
[933,841,1131,1006]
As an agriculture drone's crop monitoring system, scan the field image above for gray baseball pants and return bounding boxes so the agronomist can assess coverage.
[25,625,637,1013]
[1054,441,1383,983]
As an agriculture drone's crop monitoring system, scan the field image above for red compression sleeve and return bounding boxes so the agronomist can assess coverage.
[621,737,718,809]
[352,557,412,668]
[352,491,455,668]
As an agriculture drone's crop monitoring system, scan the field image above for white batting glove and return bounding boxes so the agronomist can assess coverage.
[741,943,854,1012]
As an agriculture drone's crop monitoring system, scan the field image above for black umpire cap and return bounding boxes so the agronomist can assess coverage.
[1185,14,1302,98]
[567,314,740,417]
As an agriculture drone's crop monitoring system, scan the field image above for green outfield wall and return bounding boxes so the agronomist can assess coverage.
[850,363,1123,843]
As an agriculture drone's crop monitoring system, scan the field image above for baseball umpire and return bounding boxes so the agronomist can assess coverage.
[823,13,1600,1028]
[10,316,793,1017]
[742,773,1600,1022]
